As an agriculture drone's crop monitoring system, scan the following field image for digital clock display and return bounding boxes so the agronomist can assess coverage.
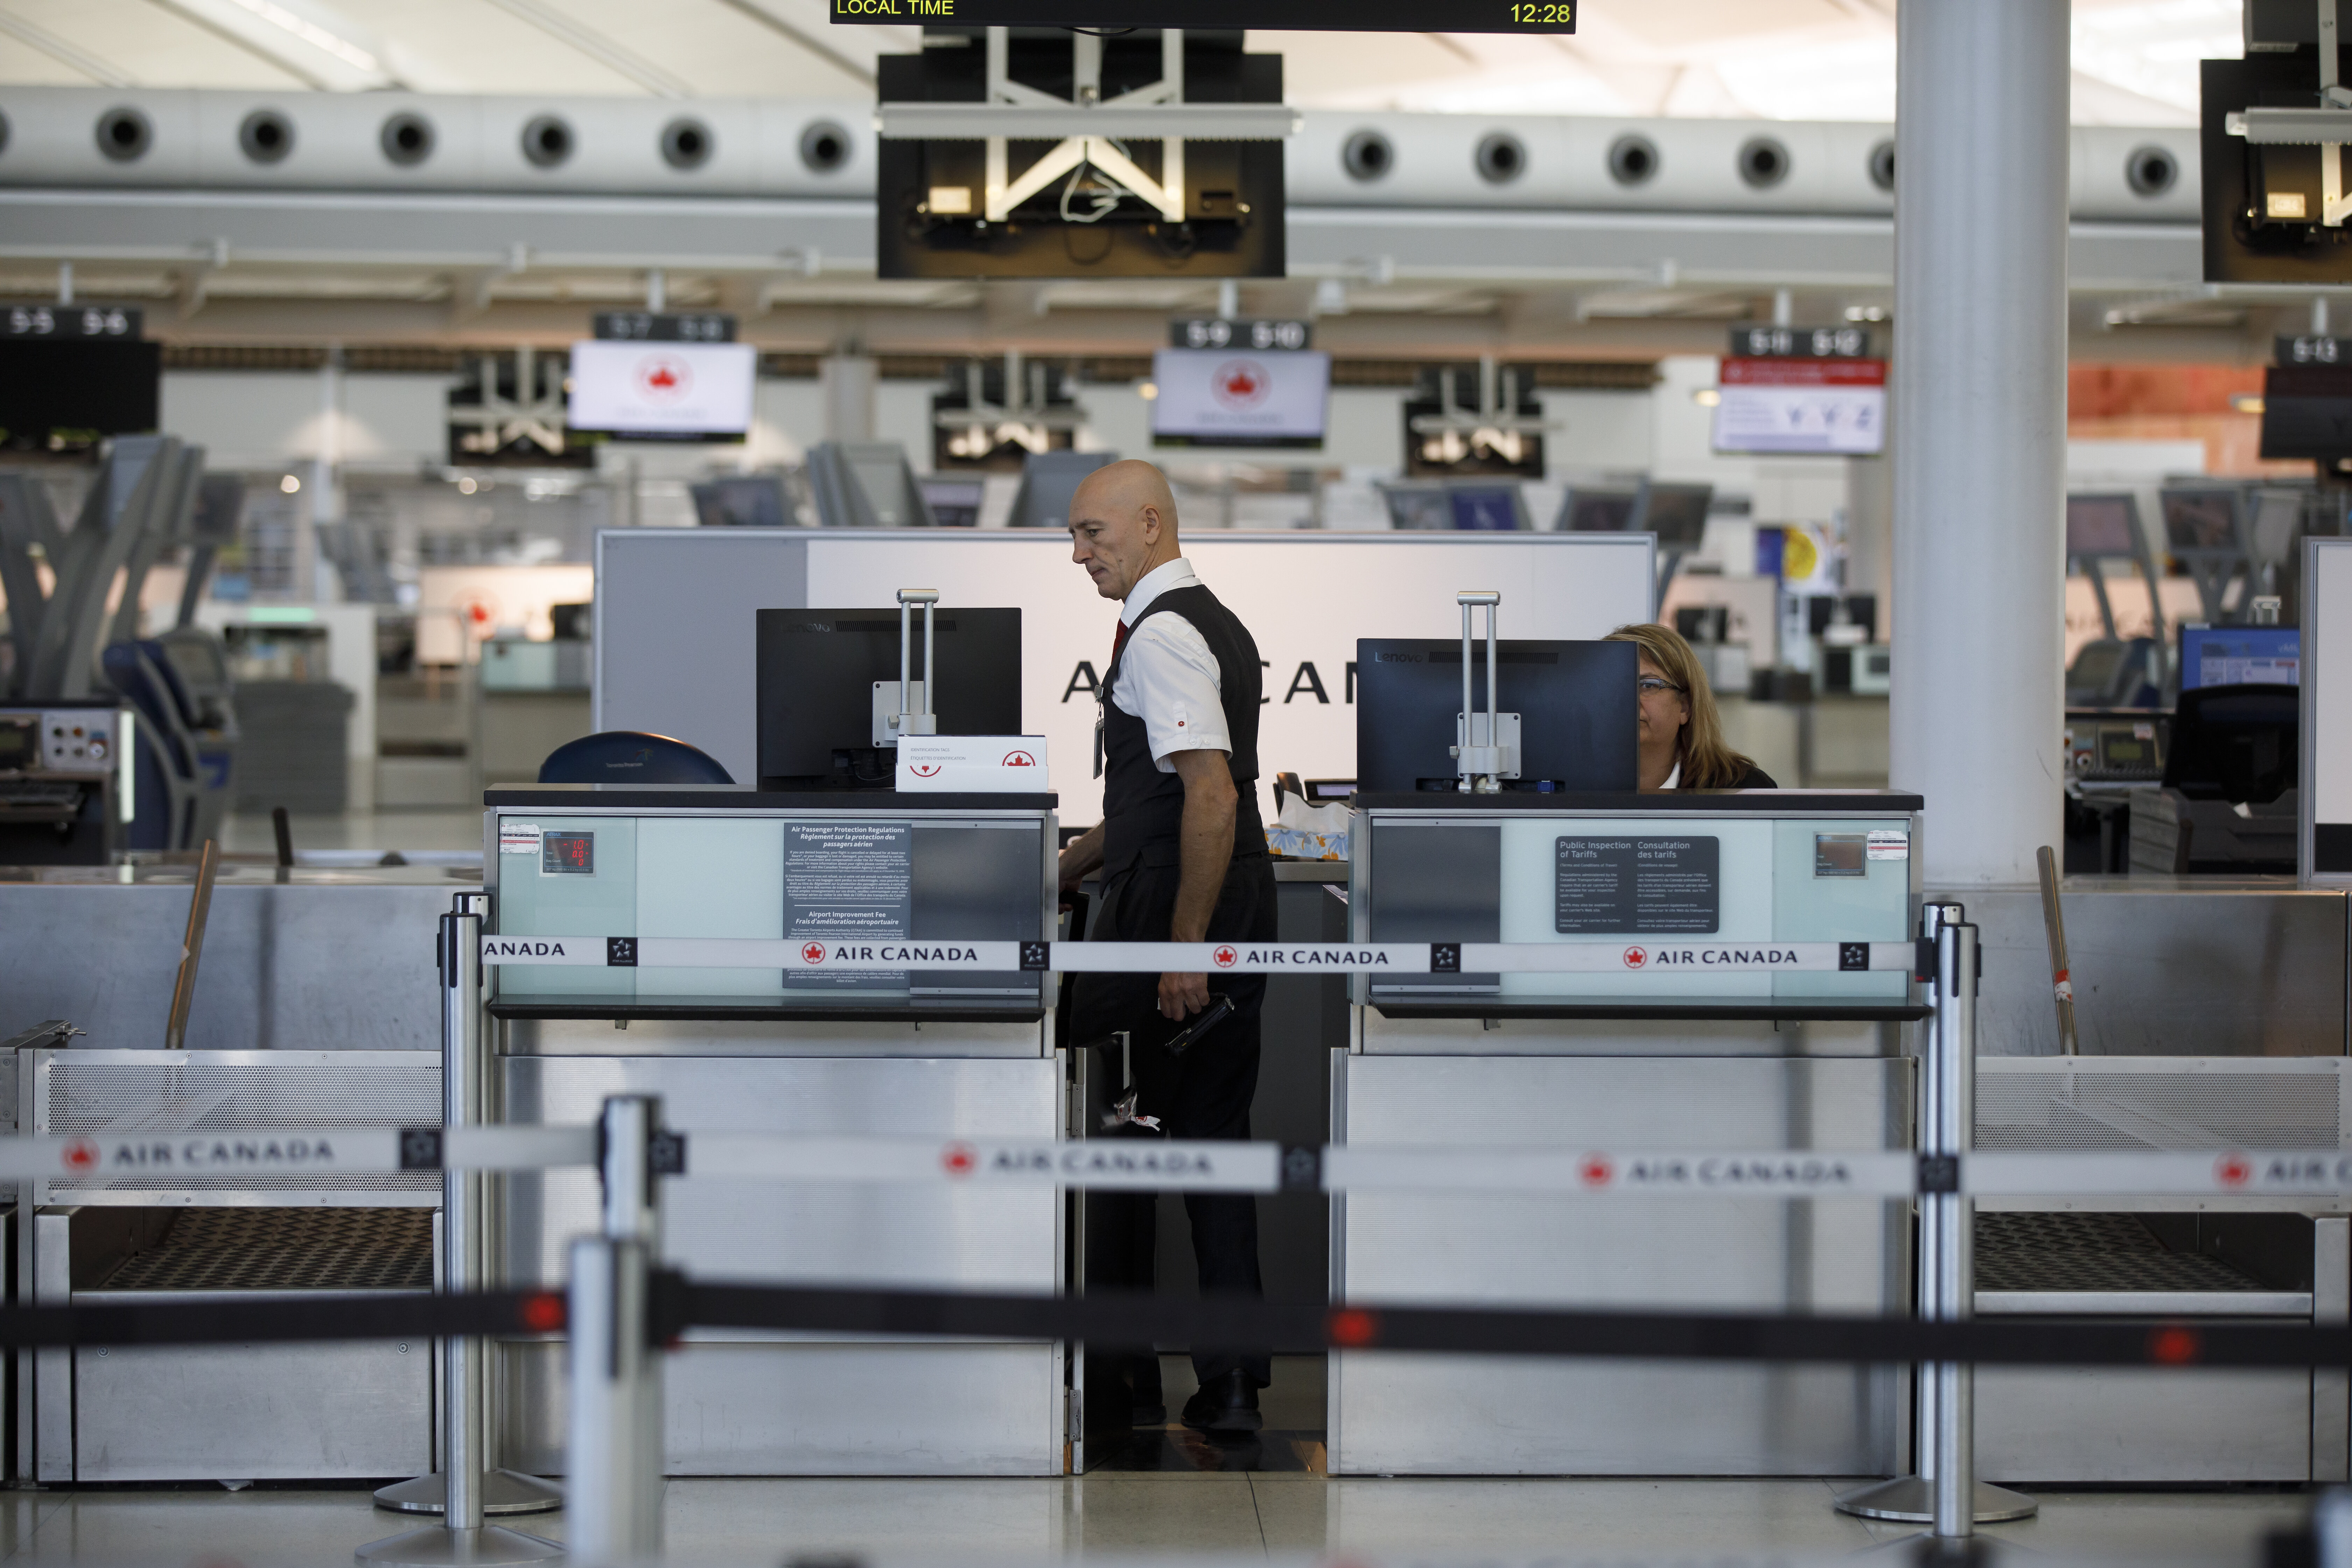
[542,832,595,875]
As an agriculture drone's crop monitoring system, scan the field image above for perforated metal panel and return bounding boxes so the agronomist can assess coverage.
[1975,1211,2268,1294]
[33,1049,440,1203]
[1977,1057,2346,1152]
[95,1209,432,1292]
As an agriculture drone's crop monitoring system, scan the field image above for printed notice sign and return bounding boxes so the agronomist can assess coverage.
[783,821,912,991]
[1555,837,1721,934]
[499,822,543,856]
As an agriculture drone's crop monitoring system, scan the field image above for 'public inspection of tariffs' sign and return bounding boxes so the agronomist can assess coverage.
[1555,838,1721,934]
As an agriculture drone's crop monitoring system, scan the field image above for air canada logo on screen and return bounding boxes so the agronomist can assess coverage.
[635,353,692,402]
[1211,359,1270,410]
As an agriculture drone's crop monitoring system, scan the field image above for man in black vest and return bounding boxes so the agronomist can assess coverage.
[1059,459,1277,1434]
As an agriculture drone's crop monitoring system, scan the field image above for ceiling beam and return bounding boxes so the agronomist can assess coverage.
[0,7,134,86]
[481,0,694,99]
[706,0,875,90]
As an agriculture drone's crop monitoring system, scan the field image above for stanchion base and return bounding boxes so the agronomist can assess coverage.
[373,1471,565,1516]
[354,1524,564,1565]
[1832,1475,2039,1524]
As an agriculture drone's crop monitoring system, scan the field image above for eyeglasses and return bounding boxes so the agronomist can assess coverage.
[1636,677,1685,696]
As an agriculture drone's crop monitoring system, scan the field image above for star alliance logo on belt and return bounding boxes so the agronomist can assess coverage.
[1839,942,1869,970]
[1020,941,1051,971]
[1429,943,1461,973]
[607,937,638,967]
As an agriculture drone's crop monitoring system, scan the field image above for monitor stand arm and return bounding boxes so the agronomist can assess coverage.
[1452,590,1518,792]
[878,588,940,747]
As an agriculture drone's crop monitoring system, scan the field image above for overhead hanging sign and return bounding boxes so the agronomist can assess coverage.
[593,311,737,343]
[1712,356,1888,456]
[567,340,756,441]
[831,0,1571,29]
[1727,325,1872,359]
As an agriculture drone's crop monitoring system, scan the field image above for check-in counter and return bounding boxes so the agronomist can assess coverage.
[1332,790,1924,1476]
[479,784,1063,1477]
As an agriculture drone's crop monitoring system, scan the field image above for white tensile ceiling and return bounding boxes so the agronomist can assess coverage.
[0,0,2239,126]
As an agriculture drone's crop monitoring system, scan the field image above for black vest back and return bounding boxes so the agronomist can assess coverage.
[1099,582,1264,877]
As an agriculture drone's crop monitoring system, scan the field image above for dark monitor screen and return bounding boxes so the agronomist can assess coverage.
[0,339,159,441]
[2066,494,2140,557]
[1380,485,1451,531]
[755,608,1022,788]
[920,478,985,528]
[1638,483,1712,547]
[1559,488,1638,532]
[692,477,788,528]
[2261,363,2352,460]
[2160,488,2242,553]
[190,474,244,544]
[1448,486,1522,531]
[1355,638,1639,793]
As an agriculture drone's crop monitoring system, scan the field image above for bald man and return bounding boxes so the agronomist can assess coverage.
[1059,459,1276,1434]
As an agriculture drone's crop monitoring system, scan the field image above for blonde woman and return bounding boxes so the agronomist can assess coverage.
[1604,622,1777,790]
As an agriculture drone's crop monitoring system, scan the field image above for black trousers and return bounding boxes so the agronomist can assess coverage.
[1073,850,1278,1392]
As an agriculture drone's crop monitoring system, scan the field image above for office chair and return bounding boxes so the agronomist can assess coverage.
[538,731,735,785]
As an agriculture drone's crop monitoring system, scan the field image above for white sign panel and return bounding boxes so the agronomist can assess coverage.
[568,340,756,437]
[1151,348,1330,446]
[2304,537,2352,882]
[1712,357,1887,456]
[597,531,1653,824]
[896,734,1049,792]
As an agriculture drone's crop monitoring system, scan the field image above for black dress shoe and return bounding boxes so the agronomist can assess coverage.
[1180,1370,1263,1434]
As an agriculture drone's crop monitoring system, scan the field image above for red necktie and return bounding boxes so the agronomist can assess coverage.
[1111,620,1130,664]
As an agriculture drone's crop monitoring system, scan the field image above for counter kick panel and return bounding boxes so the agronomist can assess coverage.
[1331,1052,1907,1475]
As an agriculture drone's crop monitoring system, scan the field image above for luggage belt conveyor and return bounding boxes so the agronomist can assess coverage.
[13,1044,449,1488]
[1965,1056,2351,1485]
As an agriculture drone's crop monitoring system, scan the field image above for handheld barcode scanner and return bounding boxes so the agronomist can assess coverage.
[1094,995,1237,1130]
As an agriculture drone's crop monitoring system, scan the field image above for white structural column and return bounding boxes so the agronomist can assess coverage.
[1890,0,2070,884]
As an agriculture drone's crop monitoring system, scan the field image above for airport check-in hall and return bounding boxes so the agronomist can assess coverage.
[9,2,2352,1566]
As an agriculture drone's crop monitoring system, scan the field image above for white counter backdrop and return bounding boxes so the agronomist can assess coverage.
[597,530,1653,825]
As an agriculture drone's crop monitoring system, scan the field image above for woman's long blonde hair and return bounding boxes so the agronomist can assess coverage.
[1604,622,1758,789]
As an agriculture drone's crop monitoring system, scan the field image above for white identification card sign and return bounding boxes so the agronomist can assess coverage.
[896,735,1049,793]
[499,822,543,855]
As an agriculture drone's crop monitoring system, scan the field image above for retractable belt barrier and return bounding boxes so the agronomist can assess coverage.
[0,1277,2342,1372]
[478,934,1923,977]
[9,1126,2352,1200]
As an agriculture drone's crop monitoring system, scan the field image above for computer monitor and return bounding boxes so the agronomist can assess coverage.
[1447,484,1525,531]
[1634,483,1713,547]
[1008,450,1111,528]
[2160,488,2245,554]
[2065,494,2141,558]
[755,608,1023,789]
[2162,682,2298,805]
[1354,638,1639,793]
[1558,487,1639,532]
[2179,626,2300,690]
[1379,483,1451,531]
[691,476,790,528]
[919,477,985,528]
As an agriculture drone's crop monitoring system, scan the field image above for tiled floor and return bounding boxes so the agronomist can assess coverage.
[0,1474,2315,1564]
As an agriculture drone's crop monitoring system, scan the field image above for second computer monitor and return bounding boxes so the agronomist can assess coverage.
[755,608,1022,789]
[1355,638,1639,793]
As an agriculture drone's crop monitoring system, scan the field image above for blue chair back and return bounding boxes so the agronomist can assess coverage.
[539,731,735,785]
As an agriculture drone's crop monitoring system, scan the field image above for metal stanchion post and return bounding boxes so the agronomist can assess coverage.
[359,903,563,1566]
[1835,908,2036,1530]
[567,1096,668,1566]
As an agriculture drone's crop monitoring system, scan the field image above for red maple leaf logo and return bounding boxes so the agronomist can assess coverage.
[2215,1152,2253,1188]
[941,1142,976,1177]
[647,366,676,388]
[60,1138,98,1173]
[799,943,826,965]
[910,762,941,777]
[1623,946,1648,969]
[1212,945,1238,968]
[1001,751,1035,767]
[1578,1154,1613,1188]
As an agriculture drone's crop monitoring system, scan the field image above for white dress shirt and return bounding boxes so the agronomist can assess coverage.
[1111,557,1231,771]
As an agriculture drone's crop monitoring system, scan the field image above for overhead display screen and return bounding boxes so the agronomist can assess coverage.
[832,0,1572,28]
[1711,356,1886,456]
[1151,347,1330,448]
[567,340,756,441]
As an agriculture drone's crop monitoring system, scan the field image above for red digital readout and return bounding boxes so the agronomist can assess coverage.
[542,833,595,874]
